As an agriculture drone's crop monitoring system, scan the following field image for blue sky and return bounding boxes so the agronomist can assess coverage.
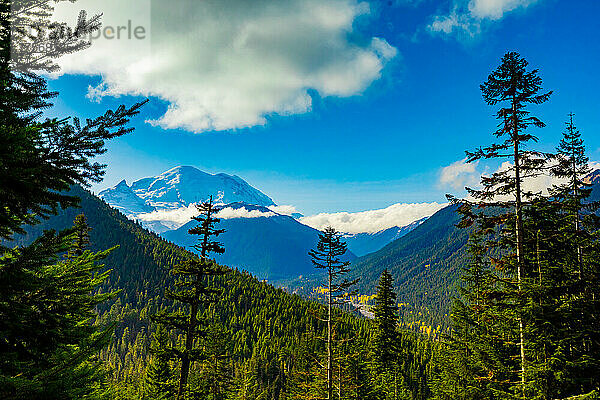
[48,0,600,216]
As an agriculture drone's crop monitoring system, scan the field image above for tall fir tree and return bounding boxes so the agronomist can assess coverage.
[144,325,176,400]
[153,196,227,400]
[0,1,145,396]
[546,114,600,397]
[550,113,592,276]
[370,269,404,399]
[0,0,142,399]
[309,227,358,400]
[372,269,399,369]
[447,51,552,399]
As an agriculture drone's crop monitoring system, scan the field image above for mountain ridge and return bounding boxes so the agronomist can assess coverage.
[99,166,276,218]
[163,202,357,280]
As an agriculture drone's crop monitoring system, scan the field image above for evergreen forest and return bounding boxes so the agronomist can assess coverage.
[1,1,599,399]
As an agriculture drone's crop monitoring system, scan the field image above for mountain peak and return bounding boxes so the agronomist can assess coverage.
[99,166,276,216]
[128,166,275,209]
[168,165,204,175]
[98,180,155,215]
[583,169,600,185]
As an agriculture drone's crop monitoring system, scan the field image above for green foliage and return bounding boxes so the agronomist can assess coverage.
[308,227,358,399]
[433,52,600,400]
[371,269,399,370]
[349,204,469,331]
[153,197,228,399]
[144,325,176,400]
[0,216,117,399]
[0,0,147,240]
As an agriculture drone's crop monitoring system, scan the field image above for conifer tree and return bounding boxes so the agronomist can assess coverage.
[153,196,227,400]
[198,322,234,400]
[0,1,145,396]
[550,113,592,276]
[545,115,600,397]
[0,217,118,399]
[309,227,358,400]
[0,0,147,240]
[68,213,91,258]
[332,332,372,400]
[452,51,552,397]
[370,269,403,399]
[144,325,176,400]
[433,228,511,399]
[372,269,398,369]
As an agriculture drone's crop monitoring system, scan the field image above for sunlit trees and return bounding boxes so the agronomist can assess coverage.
[144,325,176,400]
[309,227,358,399]
[153,197,227,399]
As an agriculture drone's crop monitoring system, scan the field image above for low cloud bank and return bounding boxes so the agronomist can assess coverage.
[300,202,447,234]
[137,203,279,228]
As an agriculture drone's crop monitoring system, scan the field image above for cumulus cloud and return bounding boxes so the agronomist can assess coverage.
[300,202,447,234]
[428,0,541,36]
[51,0,397,132]
[456,159,600,202]
[439,158,480,191]
[489,161,557,199]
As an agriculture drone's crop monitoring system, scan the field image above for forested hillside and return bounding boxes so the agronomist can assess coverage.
[286,205,468,332]
[7,185,434,398]
[349,205,467,326]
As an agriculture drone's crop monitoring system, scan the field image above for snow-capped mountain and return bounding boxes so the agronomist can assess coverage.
[99,166,274,217]
[130,166,275,209]
[98,179,156,215]
[98,166,433,279]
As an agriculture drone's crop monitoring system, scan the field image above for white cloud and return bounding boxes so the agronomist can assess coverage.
[136,203,280,228]
[429,9,475,35]
[215,207,276,219]
[137,203,198,227]
[469,0,538,19]
[439,158,480,191]
[299,202,447,234]
[459,159,600,202]
[51,0,397,132]
[267,205,299,216]
[428,0,541,35]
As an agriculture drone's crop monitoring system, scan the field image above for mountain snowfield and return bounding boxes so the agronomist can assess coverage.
[98,165,443,276]
[99,166,274,215]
